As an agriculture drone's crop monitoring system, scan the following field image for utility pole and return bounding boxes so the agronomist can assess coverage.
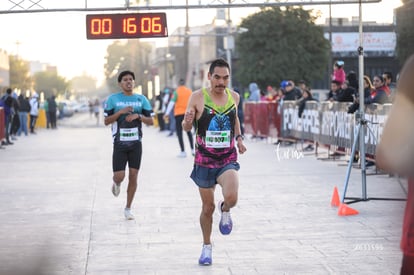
[225,0,233,89]
[328,1,333,87]
[184,0,190,84]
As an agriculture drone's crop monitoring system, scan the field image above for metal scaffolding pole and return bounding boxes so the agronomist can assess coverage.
[1,0,382,14]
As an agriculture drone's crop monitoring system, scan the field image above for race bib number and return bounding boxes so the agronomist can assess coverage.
[205,130,231,148]
[119,128,139,141]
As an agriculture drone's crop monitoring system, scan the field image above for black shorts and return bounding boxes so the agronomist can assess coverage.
[112,142,142,171]
[190,162,240,188]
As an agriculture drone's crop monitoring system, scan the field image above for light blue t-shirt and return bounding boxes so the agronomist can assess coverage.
[104,92,153,146]
[104,92,152,115]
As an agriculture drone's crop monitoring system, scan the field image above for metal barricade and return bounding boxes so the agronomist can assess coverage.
[244,100,391,157]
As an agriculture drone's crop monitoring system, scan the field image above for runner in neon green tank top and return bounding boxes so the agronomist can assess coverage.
[182,58,247,266]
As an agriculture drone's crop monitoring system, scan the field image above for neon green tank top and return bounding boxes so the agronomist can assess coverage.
[193,88,238,168]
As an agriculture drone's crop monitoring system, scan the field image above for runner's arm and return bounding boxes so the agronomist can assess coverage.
[104,106,133,126]
[231,91,247,154]
[140,109,154,126]
[182,91,198,132]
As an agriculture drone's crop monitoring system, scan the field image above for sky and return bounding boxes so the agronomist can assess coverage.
[0,0,403,86]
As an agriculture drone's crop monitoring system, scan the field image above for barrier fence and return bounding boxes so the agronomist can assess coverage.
[244,101,392,156]
[244,101,280,139]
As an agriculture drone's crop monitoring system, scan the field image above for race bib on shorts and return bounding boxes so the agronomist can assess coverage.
[119,128,139,141]
[205,130,230,148]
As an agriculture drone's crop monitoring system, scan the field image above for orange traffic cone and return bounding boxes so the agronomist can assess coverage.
[331,186,340,207]
[337,203,359,216]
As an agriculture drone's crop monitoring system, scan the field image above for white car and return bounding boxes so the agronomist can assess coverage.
[71,102,89,113]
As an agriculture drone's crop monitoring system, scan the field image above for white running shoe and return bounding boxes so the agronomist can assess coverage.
[198,244,212,265]
[177,151,187,158]
[124,208,134,220]
[218,200,233,235]
[112,182,120,197]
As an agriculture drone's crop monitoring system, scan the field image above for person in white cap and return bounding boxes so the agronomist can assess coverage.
[29,92,39,134]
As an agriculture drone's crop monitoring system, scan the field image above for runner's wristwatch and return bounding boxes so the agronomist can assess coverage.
[235,134,244,141]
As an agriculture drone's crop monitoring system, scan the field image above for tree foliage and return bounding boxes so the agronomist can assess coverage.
[33,71,69,99]
[396,2,414,65]
[9,56,32,91]
[235,7,330,89]
[104,40,152,95]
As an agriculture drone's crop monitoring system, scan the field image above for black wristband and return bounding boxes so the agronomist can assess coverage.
[235,134,244,141]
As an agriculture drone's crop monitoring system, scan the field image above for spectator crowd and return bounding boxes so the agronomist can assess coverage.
[0,88,101,149]
[151,60,396,168]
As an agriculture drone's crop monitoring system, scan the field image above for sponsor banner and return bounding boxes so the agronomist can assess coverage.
[324,32,396,53]
[318,102,354,149]
[245,101,392,156]
[282,101,320,141]
[363,103,391,155]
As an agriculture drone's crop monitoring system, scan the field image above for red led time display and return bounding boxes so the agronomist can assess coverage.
[86,12,168,39]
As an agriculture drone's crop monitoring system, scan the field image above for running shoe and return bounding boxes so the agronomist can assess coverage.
[124,208,134,220]
[198,244,212,265]
[112,182,120,197]
[218,200,233,235]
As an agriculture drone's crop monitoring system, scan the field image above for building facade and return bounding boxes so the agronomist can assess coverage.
[314,17,400,89]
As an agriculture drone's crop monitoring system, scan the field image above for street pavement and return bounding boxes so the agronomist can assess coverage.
[0,112,407,275]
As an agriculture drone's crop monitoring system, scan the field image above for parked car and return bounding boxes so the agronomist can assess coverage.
[70,101,89,113]
[57,101,74,118]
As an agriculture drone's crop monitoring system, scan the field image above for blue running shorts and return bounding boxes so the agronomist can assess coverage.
[190,162,240,188]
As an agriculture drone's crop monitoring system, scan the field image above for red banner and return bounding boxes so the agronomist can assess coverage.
[244,102,282,138]
[0,108,4,141]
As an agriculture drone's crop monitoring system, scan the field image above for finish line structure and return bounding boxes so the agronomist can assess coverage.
[1,0,381,14]
[3,0,398,209]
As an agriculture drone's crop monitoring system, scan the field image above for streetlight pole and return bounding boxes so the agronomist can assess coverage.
[357,0,367,200]
[328,1,333,85]
[184,0,190,83]
[226,0,233,89]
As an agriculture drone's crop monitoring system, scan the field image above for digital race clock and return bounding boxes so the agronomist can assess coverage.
[86,12,168,39]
